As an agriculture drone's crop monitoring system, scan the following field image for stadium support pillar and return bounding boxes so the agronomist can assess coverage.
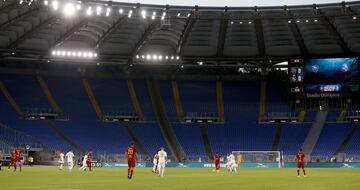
[337,109,347,122]
[36,75,62,113]
[127,80,144,121]
[335,123,360,155]
[298,110,306,122]
[254,18,266,57]
[199,123,214,161]
[122,122,150,159]
[82,78,103,120]
[147,79,187,162]
[171,80,184,121]
[216,79,225,121]
[0,81,23,116]
[302,111,328,156]
[258,81,267,122]
[46,120,85,154]
[271,122,284,151]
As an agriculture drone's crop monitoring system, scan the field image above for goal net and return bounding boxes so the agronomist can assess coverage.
[231,151,282,168]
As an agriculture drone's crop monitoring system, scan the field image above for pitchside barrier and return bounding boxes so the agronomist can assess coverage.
[100,162,360,168]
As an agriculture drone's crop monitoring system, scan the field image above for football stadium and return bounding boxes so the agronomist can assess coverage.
[1,0,360,189]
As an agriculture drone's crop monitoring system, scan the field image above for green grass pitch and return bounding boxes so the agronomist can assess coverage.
[1,166,360,190]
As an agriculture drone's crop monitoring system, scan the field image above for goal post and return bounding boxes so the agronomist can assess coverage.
[231,151,282,168]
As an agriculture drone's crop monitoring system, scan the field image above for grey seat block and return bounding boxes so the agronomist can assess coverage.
[0,35,10,47]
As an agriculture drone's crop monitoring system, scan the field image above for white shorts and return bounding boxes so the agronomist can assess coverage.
[158,162,166,168]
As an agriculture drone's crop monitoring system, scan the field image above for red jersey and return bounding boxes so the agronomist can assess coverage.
[215,154,221,163]
[14,148,21,159]
[296,152,305,163]
[11,151,15,159]
[125,146,137,160]
[87,153,92,162]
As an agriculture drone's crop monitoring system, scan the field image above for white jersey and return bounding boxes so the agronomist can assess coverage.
[229,154,236,164]
[66,151,75,163]
[158,150,167,164]
[59,153,64,163]
[153,154,159,164]
[82,155,88,165]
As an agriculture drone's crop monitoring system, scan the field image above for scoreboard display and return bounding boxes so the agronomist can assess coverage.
[289,57,359,98]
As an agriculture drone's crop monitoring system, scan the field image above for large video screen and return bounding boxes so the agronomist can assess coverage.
[289,57,359,94]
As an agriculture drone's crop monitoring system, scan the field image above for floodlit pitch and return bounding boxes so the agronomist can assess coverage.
[1,167,360,190]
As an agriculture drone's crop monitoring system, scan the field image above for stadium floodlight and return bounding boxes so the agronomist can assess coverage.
[141,55,145,59]
[165,56,169,60]
[353,16,357,20]
[63,3,75,17]
[19,0,23,5]
[94,53,98,57]
[61,51,66,56]
[248,21,252,24]
[180,65,184,68]
[76,4,81,10]
[83,52,88,57]
[177,12,181,17]
[288,20,291,23]
[161,16,165,20]
[151,15,155,20]
[296,20,300,23]
[96,6,102,15]
[146,54,151,60]
[77,51,82,57]
[56,51,61,56]
[314,19,318,22]
[44,0,48,5]
[158,55,163,60]
[239,21,243,24]
[162,12,166,16]
[86,7,93,16]
[187,13,191,17]
[198,61,203,65]
[72,51,76,56]
[152,54,158,60]
[88,52,94,58]
[176,56,180,60]
[305,19,309,22]
[136,55,139,59]
[106,8,111,16]
[67,51,71,56]
[141,10,146,19]
[52,0,59,11]
[119,9,123,14]
[170,56,174,60]
[129,10,133,14]
[230,21,234,24]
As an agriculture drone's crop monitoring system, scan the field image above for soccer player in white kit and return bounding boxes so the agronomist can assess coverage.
[58,152,65,170]
[157,147,167,177]
[79,154,88,171]
[227,153,237,173]
[152,153,159,173]
[65,150,75,172]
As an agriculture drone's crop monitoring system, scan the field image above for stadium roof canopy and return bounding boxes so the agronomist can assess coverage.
[111,0,358,7]
[1,0,360,69]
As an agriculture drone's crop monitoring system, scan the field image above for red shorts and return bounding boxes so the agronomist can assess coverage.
[297,162,304,168]
[86,160,91,167]
[128,158,136,168]
[215,162,220,169]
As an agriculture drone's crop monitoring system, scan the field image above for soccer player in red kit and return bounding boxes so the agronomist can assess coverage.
[13,147,22,172]
[214,153,221,173]
[86,152,93,171]
[8,150,15,170]
[296,148,306,177]
[125,143,137,179]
